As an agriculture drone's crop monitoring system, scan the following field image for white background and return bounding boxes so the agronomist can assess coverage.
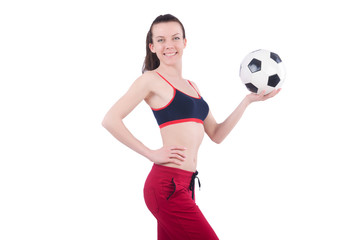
[1,0,361,239]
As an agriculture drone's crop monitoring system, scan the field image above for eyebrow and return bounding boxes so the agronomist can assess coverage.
[155,33,181,38]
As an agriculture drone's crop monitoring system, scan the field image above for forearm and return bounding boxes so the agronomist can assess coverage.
[213,98,250,143]
[102,116,152,160]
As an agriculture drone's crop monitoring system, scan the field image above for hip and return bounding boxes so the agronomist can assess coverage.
[144,164,198,214]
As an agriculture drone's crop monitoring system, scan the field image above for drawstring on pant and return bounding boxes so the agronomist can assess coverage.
[166,171,201,201]
[189,171,201,200]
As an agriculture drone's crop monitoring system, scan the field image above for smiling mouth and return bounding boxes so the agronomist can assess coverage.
[164,52,177,57]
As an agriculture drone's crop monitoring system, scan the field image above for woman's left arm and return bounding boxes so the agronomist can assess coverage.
[204,89,281,144]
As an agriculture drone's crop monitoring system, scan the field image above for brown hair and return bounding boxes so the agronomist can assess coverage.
[142,14,186,73]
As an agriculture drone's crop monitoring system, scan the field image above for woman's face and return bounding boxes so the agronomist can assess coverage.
[149,21,187,66]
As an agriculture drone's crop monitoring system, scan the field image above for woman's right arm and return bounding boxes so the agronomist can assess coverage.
[102,75,152,158]
[102,74,186,165]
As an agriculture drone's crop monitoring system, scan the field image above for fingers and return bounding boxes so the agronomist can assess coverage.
[264,88,281,99]
[246,88,281,103]
[268,88,281,96]
[170,151,186,159]
[170,146,187,151]
[168,146,187,165]
[257,88,281,101]
[150,146,188,165]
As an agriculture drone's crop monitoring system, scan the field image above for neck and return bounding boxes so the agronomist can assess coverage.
[157,63,183,79]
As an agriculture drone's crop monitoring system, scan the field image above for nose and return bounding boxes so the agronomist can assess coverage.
[164,39,175,49]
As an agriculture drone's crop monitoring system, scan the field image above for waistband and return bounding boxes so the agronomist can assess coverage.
[151,164,201,200]
[152,164,194,181]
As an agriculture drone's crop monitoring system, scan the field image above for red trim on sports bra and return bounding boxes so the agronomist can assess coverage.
[156,72,174,88]
[187,80,201,98]
[159,118,204,128]
[151,88,176,111]
[156,72,201,99]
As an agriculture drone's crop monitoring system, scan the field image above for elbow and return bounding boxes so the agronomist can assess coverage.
[101,119,108,129]
[212,137,224,144]
[101,119,110,130]
[102,113,124,130]
[101,114,114,130]
[207,124,224,144]
[210,131,224,144]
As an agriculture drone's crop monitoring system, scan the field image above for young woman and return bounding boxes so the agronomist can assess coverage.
[102,14,280,240]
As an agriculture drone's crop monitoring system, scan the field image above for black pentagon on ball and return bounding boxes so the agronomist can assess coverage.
[268,74,280,87]
[270,52,282,63]
[245,83,258,93]
[248,58,262,73]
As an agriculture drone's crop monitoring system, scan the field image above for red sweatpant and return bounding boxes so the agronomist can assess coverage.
[144,164,219,240]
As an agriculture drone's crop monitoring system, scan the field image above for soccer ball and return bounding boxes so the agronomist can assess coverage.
[239,49,286,94]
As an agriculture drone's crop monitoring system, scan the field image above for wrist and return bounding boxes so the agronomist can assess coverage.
[242,96,252,106]
[144,148,154,162]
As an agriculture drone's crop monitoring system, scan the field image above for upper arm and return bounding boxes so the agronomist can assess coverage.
[203,111,220,142]
[104,74,151,121]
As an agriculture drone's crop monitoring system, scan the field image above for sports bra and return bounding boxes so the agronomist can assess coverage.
[151,72,209,129]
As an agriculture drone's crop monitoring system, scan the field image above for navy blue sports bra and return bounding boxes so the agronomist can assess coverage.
[151,72,209,128]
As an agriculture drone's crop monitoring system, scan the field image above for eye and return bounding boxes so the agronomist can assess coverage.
[157,38,164,43]
[174,36,181,40]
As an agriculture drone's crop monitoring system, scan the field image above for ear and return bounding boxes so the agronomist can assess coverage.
[183,38,187,48]
[149,43,156,53]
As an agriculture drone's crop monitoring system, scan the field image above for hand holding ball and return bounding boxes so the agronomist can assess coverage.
[239,49,286,95]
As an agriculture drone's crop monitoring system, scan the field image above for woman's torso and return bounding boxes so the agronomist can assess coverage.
[160,123,205,172]
[145,71,208,172]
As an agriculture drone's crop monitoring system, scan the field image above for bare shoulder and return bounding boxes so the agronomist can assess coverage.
[134,71,160,90]
[120,71,159,102]
[133,71,152,87]
[103,72,159,120]
[188,79,203,94]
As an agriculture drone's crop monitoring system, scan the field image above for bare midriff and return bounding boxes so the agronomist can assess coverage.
[159,121,205,172]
